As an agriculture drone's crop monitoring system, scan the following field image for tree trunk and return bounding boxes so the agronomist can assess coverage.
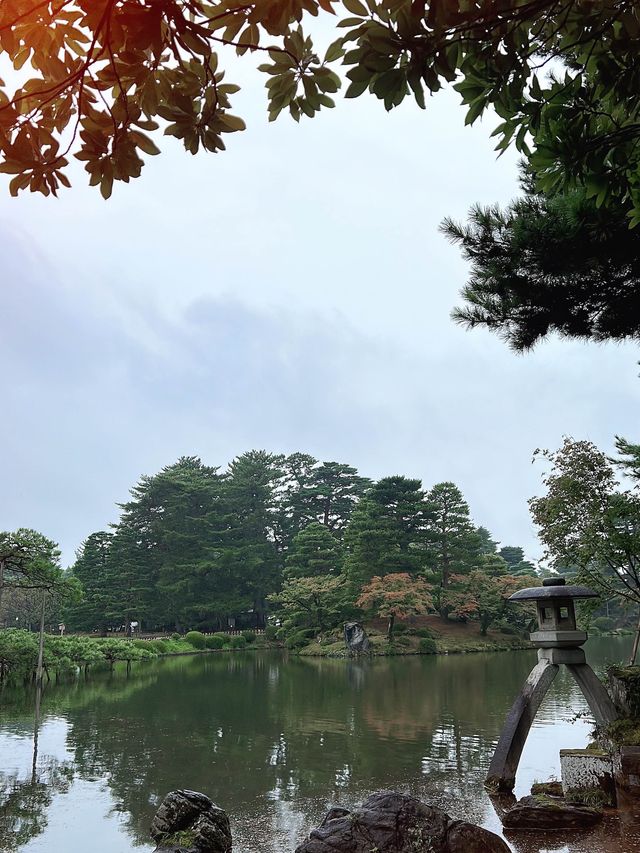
[387,614,395,642]
[629,608,640,666]
[35,593,46,685]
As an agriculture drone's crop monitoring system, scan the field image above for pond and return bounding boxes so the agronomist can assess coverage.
[0,637,638,853]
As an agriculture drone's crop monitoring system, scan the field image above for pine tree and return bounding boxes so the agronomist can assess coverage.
[425,482,478,590]
[284,523,343,579]
[68,532,113,632]
[224,450,283,627]
[343,476,429,589]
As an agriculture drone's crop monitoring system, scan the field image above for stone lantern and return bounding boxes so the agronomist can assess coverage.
[515,576,591,660]
[486,577,618,793]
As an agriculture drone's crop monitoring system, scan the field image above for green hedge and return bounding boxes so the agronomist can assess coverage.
[205,635,226,650]
[185,631,206,649]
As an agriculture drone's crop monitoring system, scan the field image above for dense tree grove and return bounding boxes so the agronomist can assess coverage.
[0,448,538,639]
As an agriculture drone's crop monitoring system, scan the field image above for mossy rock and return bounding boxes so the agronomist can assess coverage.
[530,781,563,797]
[158,829,197,851]
[608,665,640,717]
[603,717,640,746]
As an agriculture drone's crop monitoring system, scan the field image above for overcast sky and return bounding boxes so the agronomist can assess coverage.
[1,59,638,567]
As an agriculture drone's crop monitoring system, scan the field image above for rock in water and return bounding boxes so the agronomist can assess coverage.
[151,790,232,853]
[344,621,370,654]
[502,795,602,829]
[295,790,510,853]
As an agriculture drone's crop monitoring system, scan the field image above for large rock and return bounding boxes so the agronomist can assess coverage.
[295,790,510,853]
[502,795,602,830]
[344,621,370,654]
[151,790,232,853]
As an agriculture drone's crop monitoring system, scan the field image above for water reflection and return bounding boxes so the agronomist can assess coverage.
[0,638,638,853]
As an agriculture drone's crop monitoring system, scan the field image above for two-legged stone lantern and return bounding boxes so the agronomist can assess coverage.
[486,577,618,793]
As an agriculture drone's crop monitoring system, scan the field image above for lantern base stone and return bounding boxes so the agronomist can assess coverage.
[530,629,587,648]
[538,648,586,665]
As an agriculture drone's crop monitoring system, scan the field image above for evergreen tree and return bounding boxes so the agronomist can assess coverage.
[115,456,229,630]
[67,532,113,632]
[301,461,371,534]
[343,476,429,589]
[498,546,536,576]
[475,526,498,555]
[275,452,319,546]
[443,185,640,351]
[276,454,370,545]
[615,437,640,482]
[425,482,478,590]
[224,450,283,626]
[284,523,343,579]
[0,530,72,623]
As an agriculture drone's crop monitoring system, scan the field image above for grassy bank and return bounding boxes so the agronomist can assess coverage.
[0,629,274,684]
[297,616,532,657]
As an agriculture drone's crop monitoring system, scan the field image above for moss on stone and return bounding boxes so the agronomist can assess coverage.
[608,665,640,717]
[530,781,563,797]
[565,788,610,808]
[604,717,640,746]
[160,829,197,850]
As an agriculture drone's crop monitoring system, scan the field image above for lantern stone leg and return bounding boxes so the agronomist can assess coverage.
[485,658,559,793]
[567,663,618,726]
[486,577,619,794]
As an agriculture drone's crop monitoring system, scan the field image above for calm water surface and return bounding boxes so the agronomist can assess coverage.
[1,638,639,853]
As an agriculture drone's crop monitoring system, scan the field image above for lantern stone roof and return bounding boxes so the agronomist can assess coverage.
[508,576,599,602]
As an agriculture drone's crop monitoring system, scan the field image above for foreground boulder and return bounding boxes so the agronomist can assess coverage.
[151,790,232,853]
[344,621,371,654]
[295,790,510,853]
[502,795,602,830]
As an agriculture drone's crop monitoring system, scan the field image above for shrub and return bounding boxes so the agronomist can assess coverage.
[396,635,411,646]
[152,639,168,653]
[132,639,150,650]
[185,631,206,649]
[264,626,277,641]
[284,628,317,650]
[592,616,615,633]
[229,635,247,649]
[394,623,408,634]
[494,621,518,636]
[275,627,288,641]
[171,632,181,641]
[418,637,437,654]
[205,635,226,650]
[413,627,433,638]
[241,630,256,644]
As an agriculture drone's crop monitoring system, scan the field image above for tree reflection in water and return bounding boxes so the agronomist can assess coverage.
[0,641,639,853]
